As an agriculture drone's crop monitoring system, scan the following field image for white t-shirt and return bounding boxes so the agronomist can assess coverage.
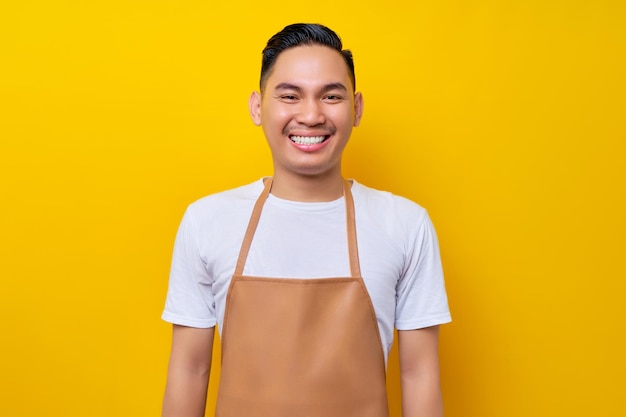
[162,178,451,362]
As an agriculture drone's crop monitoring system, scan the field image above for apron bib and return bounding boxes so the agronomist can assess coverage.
[216,178,389,417]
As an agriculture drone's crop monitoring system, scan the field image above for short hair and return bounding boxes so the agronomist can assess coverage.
[260,23,356,93]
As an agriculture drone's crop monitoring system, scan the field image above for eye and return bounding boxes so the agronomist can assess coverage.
[323,94,343,102]
[279,95,299,102]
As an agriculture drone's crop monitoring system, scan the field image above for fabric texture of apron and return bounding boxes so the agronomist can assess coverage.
[215,177,389,417]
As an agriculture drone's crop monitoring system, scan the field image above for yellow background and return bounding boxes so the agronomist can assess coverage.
[1,1,624,416]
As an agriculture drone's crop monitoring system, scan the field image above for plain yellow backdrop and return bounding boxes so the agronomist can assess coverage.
[1,1,624,416]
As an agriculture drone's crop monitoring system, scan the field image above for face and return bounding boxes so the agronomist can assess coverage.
[249,45,363,180]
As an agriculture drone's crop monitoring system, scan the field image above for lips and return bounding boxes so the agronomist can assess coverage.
[289,135,329,145]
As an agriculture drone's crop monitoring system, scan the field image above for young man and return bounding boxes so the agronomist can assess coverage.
[162,23,451,417]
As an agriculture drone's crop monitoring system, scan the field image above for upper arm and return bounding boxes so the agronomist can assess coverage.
[163,208,217,329]
[395,210,450,332]
[397,327,444,417]
[163,326,215,416]
[398,326,441,378]
[168,325,215,374]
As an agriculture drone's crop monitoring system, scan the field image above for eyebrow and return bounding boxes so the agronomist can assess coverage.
[273,82,349,94]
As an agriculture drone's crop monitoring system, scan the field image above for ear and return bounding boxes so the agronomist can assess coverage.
[249,91,262,126]
[353,92,364,127]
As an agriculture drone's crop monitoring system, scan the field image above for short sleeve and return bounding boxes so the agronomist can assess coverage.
[395,212,451,330]
[161,207,217,328]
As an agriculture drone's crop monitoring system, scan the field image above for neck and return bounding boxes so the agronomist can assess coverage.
[269,171,345,202]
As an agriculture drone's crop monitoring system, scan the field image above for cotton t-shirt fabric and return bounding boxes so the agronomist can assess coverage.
[162,178,451,362]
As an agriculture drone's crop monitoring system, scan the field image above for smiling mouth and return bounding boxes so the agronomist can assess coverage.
[289,135,330,145]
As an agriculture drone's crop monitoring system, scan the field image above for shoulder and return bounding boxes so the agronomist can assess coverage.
[351,180,429,228]
[182,178,265,228]
[186,179,264,213]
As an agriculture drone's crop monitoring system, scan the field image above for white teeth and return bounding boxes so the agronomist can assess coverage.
[290,135,326,145]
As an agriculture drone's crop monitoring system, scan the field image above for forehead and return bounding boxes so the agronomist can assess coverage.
[265,45,351,89]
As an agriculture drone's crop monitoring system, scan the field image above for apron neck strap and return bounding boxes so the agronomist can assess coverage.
[343,178,361,277]
[234,177,361,278]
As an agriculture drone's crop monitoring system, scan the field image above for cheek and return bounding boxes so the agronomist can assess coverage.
[330,109,354,129]
[261,106,291,128]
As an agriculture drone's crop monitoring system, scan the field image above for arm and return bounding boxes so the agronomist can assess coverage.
[398,326,443,417]
[162,324,215,417]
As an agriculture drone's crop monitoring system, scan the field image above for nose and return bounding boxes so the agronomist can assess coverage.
[295,98,326,126]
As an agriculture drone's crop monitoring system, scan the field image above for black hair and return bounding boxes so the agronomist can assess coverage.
[260,23,356,92]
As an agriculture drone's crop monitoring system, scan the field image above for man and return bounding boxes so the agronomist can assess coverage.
[162,23,451,417]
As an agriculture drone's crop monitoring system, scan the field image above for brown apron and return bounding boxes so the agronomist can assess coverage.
[215,178,389,417]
